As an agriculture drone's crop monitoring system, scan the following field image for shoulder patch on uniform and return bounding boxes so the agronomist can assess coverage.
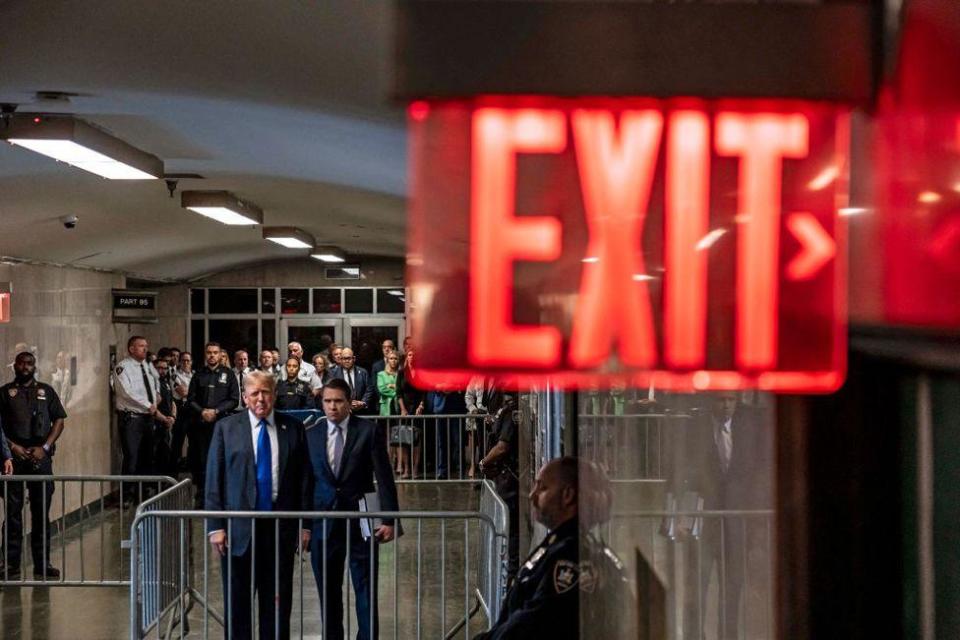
[553,560,580,594]
[36,388,46,399]
[115,366,124,375]
[579,561,598,593]
[8,387,16,397]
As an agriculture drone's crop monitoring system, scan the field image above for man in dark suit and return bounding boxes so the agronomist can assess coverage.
[205,370,310,640]
[671,391,772,640]
[331,347,374,415]
[306,378,399,640]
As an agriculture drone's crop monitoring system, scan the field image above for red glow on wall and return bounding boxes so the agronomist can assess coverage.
[409,98,847,392]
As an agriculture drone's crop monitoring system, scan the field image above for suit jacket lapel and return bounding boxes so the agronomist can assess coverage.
[337,414,361,480]
[318,418,335,480]
[276,416,290,484]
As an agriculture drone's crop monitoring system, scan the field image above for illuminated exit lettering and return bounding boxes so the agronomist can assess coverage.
[469,108,818,371]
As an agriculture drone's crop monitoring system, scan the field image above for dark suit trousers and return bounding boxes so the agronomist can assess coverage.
[311,518,380,640]
[189,421,214,506]
[118,412,155,498]
[684,516,746,640]
[222,520,296,640]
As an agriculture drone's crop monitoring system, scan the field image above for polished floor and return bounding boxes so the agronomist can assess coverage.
[1,482,491,639]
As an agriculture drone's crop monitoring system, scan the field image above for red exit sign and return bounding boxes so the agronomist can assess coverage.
[407,98,848,392]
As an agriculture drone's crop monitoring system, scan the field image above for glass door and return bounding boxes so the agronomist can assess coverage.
[280,318,344,361]
[345,317,405,372]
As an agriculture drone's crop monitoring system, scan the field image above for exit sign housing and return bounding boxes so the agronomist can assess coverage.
[407,98,848,392]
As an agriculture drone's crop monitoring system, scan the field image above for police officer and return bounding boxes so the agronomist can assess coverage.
[152,358,177,475]
[478,394,520,577]
[186,342,239,507]
[0,351,66,579]
[275,357,312,410]
[112,335,160,502]
[476,457,581,640]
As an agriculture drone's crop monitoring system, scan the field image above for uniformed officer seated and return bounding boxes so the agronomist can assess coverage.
[477,456,583,640]
[275,357,312,411]
[0,351,66,579]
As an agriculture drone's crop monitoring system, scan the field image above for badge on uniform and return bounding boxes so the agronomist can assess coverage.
[219,372,227,384]
[578,561,598,594]
[36,388,46,400]
[553,560,580,594]
[115,366,124,375]
[8,388,16,397]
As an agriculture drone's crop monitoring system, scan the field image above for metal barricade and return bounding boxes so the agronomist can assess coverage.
[130,480,509,640]
[368,413,491,481]
[602,509,775,640]
[0,474,178,586]
[577,412,674,480]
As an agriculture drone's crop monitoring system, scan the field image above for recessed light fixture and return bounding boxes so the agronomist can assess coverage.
[181,190,263,225]
[1,114,163,179]
[310,246,347,263]
[263,226,315,249]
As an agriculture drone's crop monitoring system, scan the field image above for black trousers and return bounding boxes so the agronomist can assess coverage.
[311,518,380,640]
[118,412,155,498]
[222,520,296,640]
[188,421,214,506]
[684,516,747,640]
[169,400,188,469]
[2,456,54,570]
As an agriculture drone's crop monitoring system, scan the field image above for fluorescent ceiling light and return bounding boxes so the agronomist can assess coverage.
[310,246,347,263]
[387,289,404,296]
[263,226,315,250]
[181,191,263,225]
[2,114,162,179]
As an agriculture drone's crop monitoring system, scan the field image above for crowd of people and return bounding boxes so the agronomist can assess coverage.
[113,335,508,496]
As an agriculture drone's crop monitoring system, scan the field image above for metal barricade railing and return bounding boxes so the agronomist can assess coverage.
[367,413,494,481]
[601,509,775,640]
[130,480,509,640]
[0,474,178,586]
[577,412,678,480]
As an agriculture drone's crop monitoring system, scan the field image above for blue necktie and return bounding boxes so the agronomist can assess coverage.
[255,419,273,511]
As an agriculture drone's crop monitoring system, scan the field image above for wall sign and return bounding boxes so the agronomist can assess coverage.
[407,98,848,392]
[112,289,159,324]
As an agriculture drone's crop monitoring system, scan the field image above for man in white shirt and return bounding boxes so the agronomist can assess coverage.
[205,370,310,640]
[287,341,316,383]
[111,336,161,501]
[232,349,252,410]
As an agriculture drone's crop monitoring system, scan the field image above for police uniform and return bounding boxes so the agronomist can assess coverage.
[476,518,580,640]
[153,372,176,474]
[0,378,66,575]
[275,378,311,411]
[170,368,193,471]
[185,364,240,506]
[112,356,161,490]
[484,400,520,576]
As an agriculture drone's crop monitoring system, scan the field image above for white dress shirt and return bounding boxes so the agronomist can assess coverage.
[297,361,317,384]
[249,410,280,501]
[112,356,160,413]
[715,417,733,473]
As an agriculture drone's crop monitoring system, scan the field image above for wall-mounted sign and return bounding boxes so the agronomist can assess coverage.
[112,289,158,324]
[407,98,848,392]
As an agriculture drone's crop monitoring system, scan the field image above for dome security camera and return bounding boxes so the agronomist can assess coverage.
[60,215,78,230]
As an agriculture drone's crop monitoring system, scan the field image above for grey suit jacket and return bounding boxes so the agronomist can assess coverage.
[204,410,309,556]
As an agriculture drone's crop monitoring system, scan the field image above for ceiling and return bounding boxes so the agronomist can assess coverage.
[0,0,407,281]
